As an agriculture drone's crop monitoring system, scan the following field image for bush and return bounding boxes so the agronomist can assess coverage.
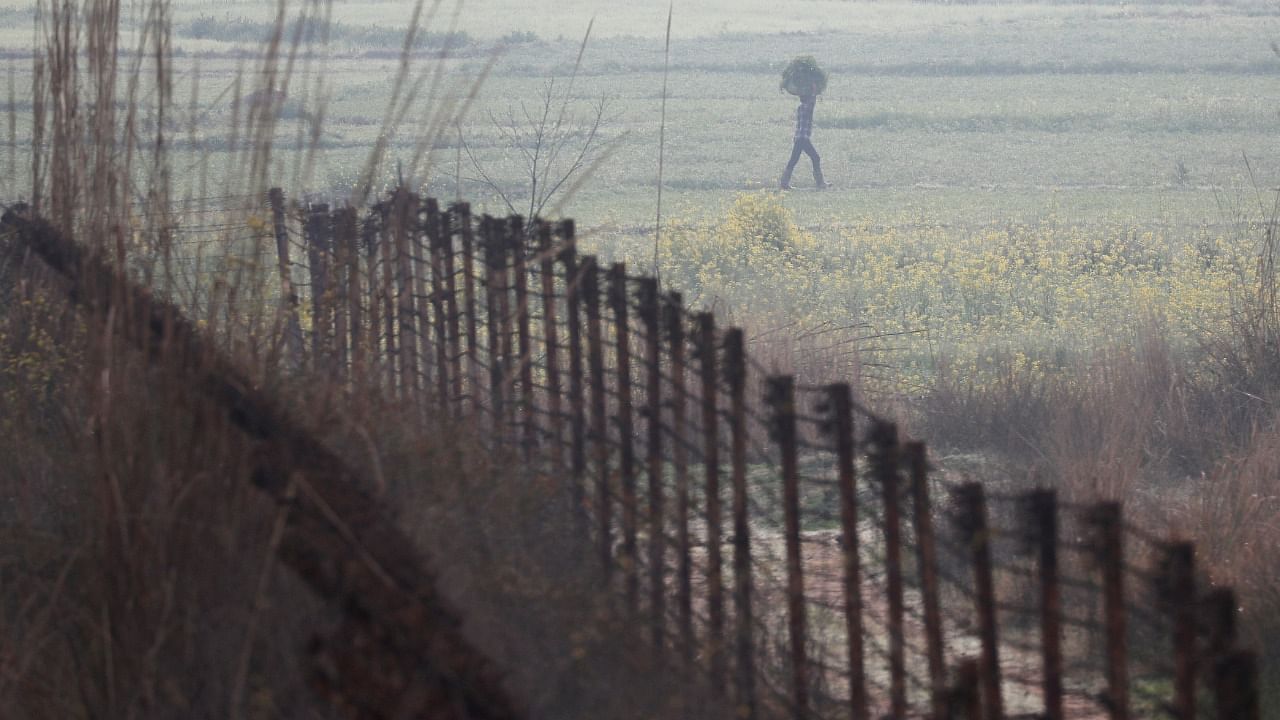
[658,192,828,325]
[780,55,828,97]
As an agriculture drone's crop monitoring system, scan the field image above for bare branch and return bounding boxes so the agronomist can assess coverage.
[459,131,517,216]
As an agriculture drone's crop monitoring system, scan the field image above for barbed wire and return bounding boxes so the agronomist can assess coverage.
[61,187,1231,720]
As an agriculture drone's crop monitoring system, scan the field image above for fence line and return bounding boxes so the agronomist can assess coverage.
[5,187,1263,720]
[264,185,1262,720]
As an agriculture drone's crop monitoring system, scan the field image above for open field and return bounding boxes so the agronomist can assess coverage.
[2,0,1280,222]
[5,0,1280,391]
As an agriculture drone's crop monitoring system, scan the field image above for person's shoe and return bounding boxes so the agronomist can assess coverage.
[780,181,792,191]
[815,180,831,190]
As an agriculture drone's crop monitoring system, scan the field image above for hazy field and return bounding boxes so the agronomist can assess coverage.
[3,0,1280,384]
[3,0,1280,225]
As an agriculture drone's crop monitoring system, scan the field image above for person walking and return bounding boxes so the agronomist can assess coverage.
[780,86,826,190]
[779,56,830,190]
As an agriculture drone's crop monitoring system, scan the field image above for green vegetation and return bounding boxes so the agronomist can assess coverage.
[780,55,827,96]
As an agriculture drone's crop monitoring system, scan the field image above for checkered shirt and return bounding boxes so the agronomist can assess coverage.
[794,95,816,140]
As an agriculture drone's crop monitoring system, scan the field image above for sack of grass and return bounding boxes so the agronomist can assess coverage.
[780,56,828,97]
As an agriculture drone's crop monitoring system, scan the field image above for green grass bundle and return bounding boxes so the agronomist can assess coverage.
[780,56,828,96]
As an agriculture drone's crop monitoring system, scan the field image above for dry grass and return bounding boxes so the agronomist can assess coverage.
[911,213,1280,709]
[0,1,740,717]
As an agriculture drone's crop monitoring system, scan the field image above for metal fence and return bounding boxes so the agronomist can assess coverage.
[253,186,1260,720]
[2,187,1260,720]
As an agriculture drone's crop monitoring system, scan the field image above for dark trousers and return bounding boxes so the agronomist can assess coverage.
[781,138,824,187]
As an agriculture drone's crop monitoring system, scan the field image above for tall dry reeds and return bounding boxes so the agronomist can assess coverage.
[0,1,745,717]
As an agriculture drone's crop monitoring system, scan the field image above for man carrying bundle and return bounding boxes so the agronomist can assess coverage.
[780,56,829,191]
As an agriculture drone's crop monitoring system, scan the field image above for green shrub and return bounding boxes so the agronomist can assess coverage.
[780,56,828,97]
[659,192,829,324]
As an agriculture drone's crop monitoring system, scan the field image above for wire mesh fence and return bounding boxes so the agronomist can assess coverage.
[26,185,1258,720]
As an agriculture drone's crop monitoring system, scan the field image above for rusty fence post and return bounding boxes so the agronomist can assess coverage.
[442,208,463,416]
[1029,489,1064,720]
[303,201,330,364]
[582,256,610,578]
[948,659,983,720]
[559,231,587,516]
[725,327,756,720]
[268,188,304,366]
[638,277,665,652]
[608,263,639,615]
[696,312,726,694]
[495,221,516,439]
[537,221,565,472]
[378,200,398,392]
[346,208,366,383]
[481,216,506,439]
[1202,587,1237,668]
[871,422,907,719]
[509,216,535,455]
[666,291,693,664]
[956,482,1004,720]
[454,203,481,414]
[426,200,450,408]
[1214,650,1259,720]
[398,192,422,404]
[1160,541,1196,720]
[825,383,867,720]
[907,441,947,720]
[1090,502,1129,720]
[363,206,383,388]
[409,197,433,407]
[767,375,808,720]
[332,206,355,379]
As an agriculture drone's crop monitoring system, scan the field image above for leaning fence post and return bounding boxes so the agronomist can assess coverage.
[825,383,867,720]
[907,441,947,720]
[696,312,726,694]
[1159,541,1196,720]
[268,188,304,366]
[1090,502,1129,720]
[870,422,908,719]
[582,256,610,577]
[1029,489,1064,720]
[607,263,638,614]
[1214,650,1259,720]
[725,327,756,720]
[767,375,808,720]
[666,292,693,664]
[638,277,665,652]
[956,482,1004,720]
